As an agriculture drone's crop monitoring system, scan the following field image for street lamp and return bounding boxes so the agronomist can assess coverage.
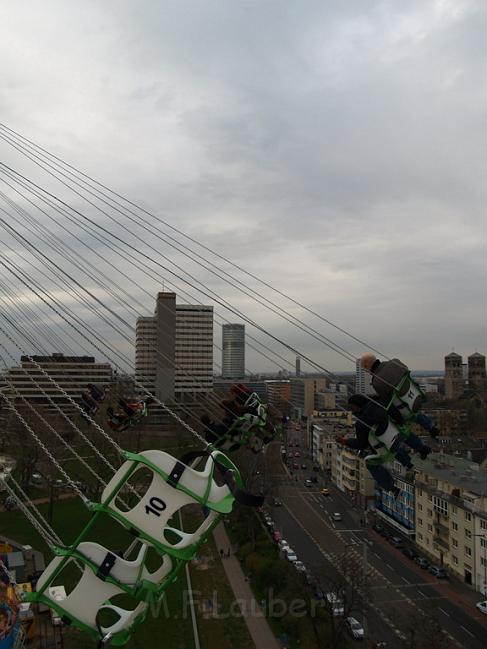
[473,533,487,596]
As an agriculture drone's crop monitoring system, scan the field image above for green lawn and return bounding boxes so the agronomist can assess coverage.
[0,495,256,649]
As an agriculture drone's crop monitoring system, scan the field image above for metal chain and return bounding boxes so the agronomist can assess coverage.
[0,476,57,549]
[0,354,109,485]
[0,393,88,504]
[5,471,63,545]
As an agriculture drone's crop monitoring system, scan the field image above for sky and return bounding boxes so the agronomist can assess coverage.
[0,0,486,374]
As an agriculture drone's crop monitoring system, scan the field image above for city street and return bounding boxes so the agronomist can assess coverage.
[263,434,487,648]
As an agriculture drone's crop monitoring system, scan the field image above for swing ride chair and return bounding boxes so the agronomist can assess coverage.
[218,393,273,452]
[25,448,244,646]
[386,371,426,422]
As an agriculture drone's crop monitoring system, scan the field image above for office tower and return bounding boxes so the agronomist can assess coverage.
[135,292,213,402]
[3,353,112,408]
[295,357,301,377]
[468,352,487,392]
[222,324,245,379]
[444,352,464,399]
[355,358,374,395]
[265,380,291,415]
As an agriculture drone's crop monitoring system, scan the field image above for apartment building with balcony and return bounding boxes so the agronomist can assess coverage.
[331,444,374,507]
[375,460,416,535]
[414,455,487,593]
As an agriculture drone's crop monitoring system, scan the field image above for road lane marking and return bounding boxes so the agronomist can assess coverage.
[401,577,410,584]
[439,607,450,617]
[460,625,475,638]
[385,563,394,570]
[417,590,427,598]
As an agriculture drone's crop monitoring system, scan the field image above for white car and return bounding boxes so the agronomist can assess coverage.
[285,551,298,563]
[294,561,307,573]
[476,600,487,615]
[332,512,343,522]
[346,616,365,639]
[325,592,344,616]
[278,540,290,552]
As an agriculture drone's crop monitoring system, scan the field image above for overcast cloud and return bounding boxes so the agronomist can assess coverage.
[0,0,486,373]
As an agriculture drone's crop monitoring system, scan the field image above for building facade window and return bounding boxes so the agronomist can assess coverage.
[452,538,458,547]
[452,522,458,531]
[465,512,472,522]
[433,496,448,516]
[465,546,472,556]
[452,556,458,565]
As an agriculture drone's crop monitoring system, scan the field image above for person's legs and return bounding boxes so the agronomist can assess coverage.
[403,432,431,460]
[366,461,395,492]
[395,445,413,468]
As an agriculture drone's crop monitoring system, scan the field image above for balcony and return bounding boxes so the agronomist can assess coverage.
[434,522,449,535]
[433,536,449,550]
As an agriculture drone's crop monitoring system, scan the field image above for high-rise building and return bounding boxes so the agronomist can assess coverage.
[265,380,291,416]
[290,377,327,417]
[135,292,213,402]
[444,352,464,399]
[468,352,487,392]
[355,358,374,395]
[295,357,301,377]
[221,324,245,379]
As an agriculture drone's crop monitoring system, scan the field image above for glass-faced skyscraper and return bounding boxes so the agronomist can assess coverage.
[222,324,245,379]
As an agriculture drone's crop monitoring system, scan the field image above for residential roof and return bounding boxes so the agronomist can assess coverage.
[416,453,487,496]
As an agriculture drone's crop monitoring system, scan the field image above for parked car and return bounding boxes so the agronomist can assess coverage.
[402,547,418,560]
[321,488,330,496]
[293,463,299,470]
[372,523,384,534]
[31,472,43,485]
[332,512,343,522]
[294,561,307,573]
[325,592,344,616]
[428,566,448,579]
[301,464,307,470]
[415,557,429,569]
[346,616,365,640]
[389,536,404,548]
[272,531,282,543]
[294,452,300,458]
[278,540,290,552]
[286,551,298,563]
[306,573,317,586]
[305,479,313,487]
[476,600,487,615]
[272,498,283,507]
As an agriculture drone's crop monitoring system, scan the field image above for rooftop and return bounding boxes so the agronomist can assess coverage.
[416,453,487,496]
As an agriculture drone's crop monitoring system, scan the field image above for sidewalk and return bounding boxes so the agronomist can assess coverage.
[213,523,281,649]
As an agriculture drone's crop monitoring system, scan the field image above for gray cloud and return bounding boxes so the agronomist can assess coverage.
[1,0,486,373]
